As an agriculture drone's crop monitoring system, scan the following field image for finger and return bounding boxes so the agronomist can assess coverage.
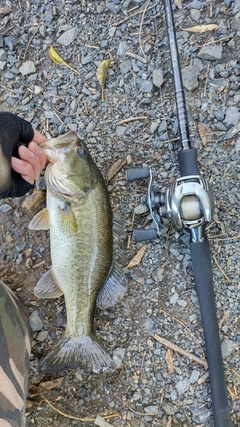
[11,156,35,185]
[26,141,47,172]
[32,129,48,144]
[18,143,46,182]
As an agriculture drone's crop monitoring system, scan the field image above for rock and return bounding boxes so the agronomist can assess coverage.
[134,204,148,215]
[137,78,153,93]
[0,203,13,213]
[4,36,18,50]
[150,121,159,133]
[224,106,240,126]
[170,292,179,304]
[94,415,113,427]
[221,338,240,358]
[106,1,121,14]
[117,41,128,56]
[112,347,126,368]
[153,68,163,88]
[81,55,93,65]
[29,310,43,331]
[162,402,177,415]
[225,122,240,139]
[182,66,199,91]
[19,60,36,75]
[57,28,80,46]
[116,125,127,136]
[190,369,200,384]
[144,405,158,414]
[197,44,223,60]
[0,48,7,61]
[37,331,49,342]
[176,377,190,395]
[235,137,240,152]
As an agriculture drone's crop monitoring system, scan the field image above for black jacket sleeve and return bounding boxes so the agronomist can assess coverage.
[0,112,35,198]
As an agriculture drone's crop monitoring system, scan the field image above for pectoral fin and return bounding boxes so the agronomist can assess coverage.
[58,202,77,233]
[34,268,63,299]
[29,208,50,230]
[96,261,127,310]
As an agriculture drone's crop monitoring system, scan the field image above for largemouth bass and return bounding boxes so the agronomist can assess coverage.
[29,131,126,373]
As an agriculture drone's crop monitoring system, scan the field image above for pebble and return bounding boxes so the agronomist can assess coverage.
[137,78,153,93]
[224,106,240,126]
[152,68,163,88]
[19,60,36,76]
[190,370,200,384]
[134,204,149,215]
[182,66,199,91]
[94,415,113,427]
[221,338,240,358]
[170,292,179,304]
[37,331,49,342]
[197,44,223,60]
[0,203,13,212]
[117,41,128,56]
[175,377,190,395]
[57,28,80,46]
[112,347,126,368]
[116,125,127,136]
[29,310,43,331]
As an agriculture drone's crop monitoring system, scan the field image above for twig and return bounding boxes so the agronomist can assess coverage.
[113,1,160,26]
[32,260,45,269]
[118,116,148,125]
[154,334,208,368]
[123,401,158,416]
[23,0,46,59]
[197,34,233,48]
[139,0,151,57]
[203,62,210,98]
[125,51,148,64]
[159,309,206,359]
[43,397,119,421]
[121,60,137,87]
[209,234,240,241]
[212,254,231,283]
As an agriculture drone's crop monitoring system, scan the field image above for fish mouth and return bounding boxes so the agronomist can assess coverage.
[39,131,79,163]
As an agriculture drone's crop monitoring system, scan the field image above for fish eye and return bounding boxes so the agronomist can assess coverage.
[77,147,87,157]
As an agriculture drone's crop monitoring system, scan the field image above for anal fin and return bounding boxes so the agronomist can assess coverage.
[96,261,127,310]
[34,268,63,299]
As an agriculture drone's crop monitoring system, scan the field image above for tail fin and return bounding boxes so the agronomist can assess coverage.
[39,334,115,374]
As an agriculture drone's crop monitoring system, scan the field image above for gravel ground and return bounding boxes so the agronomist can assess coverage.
[0,0,240,426]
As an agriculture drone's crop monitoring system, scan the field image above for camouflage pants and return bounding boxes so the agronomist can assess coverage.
[0,281,31,427]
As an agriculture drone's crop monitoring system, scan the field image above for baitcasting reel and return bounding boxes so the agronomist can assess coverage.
[127,166,214,242]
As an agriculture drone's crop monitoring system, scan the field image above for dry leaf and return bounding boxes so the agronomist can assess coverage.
[183,24,219,33]
[107,158,126,184]
[29,377,64,396]
[198,122,212,146]
[49,46,80,76]
[127,244,147,268]
[165,348,175,374]
[97,59,111,101]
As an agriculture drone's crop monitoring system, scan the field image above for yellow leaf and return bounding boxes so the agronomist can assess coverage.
[97,59,111,101]
[182,24,219,33]
[49,46,80,76]
[127,244,147,268]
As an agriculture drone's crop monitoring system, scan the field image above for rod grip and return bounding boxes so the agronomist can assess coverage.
[190,240,232,427]
[178,148,200,177]
[133,228,158,242]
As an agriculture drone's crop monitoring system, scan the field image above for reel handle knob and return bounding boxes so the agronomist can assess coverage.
[133,228,158,242]
[126,168,150,182]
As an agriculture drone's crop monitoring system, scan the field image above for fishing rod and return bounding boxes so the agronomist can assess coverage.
[127,0,233,425]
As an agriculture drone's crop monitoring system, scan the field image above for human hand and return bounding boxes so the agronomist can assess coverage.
[0,112,48,198]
